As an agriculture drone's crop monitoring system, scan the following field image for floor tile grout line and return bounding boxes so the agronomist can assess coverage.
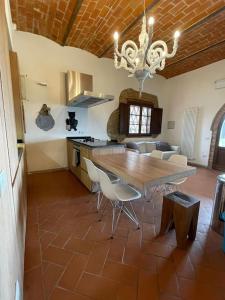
[52,245,93,297]
[51,285,95,300]
[73,255,90,291]
[37,208,48,300]
[46,252,76,299]
[24,263,43,274]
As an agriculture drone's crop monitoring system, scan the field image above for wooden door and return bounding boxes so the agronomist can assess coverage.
[9,51,24,141]
[0,1,24,299]
[0,72,20,300]
[213,116,225,171]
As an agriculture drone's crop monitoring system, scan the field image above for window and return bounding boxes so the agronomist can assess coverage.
[219,119,225,147]
[128,104,152,135]
[119,102,163,136]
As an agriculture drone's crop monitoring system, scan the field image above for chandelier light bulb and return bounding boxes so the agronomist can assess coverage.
[174,30,180,39]
[113,31,119,40]
[148,17,155,26]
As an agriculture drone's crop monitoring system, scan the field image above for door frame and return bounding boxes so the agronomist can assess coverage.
[212,115,225,170]
[208,103,225,169]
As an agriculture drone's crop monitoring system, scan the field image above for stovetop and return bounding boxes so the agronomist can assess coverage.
[67,136,123,148]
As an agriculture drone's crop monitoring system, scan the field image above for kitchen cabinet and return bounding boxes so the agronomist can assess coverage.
[67,139,81,178]
[12,149,27,300]
[0,0,18,182]
[13,150,27,266]
[67,140,124,191]
[9,51,25,141]
[0,2,27,299]
[67,140,92,190]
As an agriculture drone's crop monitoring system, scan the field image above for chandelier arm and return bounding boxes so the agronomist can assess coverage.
[114,51,136,73]
[121,40,139,67]
[165,39,179,58]
[146,41,167,66]
[145,39,178,72]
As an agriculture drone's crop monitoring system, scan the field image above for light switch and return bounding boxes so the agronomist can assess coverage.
[0,170,7,198]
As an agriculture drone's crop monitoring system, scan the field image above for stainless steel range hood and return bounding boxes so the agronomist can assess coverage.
[66,71,114,108]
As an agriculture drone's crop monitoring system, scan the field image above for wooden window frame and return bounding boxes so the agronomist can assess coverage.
[127,100,153,137]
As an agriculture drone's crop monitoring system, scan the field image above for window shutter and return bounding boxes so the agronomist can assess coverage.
[150,108,163,134]
[119,103,129,135]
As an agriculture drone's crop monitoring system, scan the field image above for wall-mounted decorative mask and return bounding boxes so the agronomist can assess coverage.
[36,104,55,131]
[66,111,78,131]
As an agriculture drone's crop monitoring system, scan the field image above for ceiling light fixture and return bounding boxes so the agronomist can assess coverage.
[113,0,180,94]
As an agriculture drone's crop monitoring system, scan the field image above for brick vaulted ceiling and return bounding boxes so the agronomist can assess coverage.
[10,0,225,78]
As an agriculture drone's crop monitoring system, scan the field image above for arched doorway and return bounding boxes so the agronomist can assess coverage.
[208,104,225,170]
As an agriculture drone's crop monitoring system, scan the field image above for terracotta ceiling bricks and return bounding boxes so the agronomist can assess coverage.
[10,0,225,78]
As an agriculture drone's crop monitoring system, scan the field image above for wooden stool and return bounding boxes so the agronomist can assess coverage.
[160,191,200,248]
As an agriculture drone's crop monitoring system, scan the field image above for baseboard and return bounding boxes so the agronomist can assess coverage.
[188,162,208,169]
[28,167,69,174]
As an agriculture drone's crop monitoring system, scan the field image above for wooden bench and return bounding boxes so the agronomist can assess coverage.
[160,191,200,248]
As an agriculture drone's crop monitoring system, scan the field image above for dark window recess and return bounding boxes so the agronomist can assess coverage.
[119,102,163,136]
[119,103,129,134]
[150,107,163,135]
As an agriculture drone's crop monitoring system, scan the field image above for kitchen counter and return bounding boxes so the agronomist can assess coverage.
[67,137,124,149]
[67,137,125,191]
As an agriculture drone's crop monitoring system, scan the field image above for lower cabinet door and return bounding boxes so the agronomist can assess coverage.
[81,169,92,191]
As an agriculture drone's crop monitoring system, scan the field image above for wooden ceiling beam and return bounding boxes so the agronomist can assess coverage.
[62,0,84,46]
[99,0,161,58]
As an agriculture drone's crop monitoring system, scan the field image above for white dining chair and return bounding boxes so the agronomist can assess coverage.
[166,154,188,191]
[145,150,163,202]
[150,150,163,159]
[97,167,141,238]
[83,157,119,211]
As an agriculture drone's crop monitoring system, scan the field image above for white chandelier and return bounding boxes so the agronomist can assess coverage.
[113,2,180,94]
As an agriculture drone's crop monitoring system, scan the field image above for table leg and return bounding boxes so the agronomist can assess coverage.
[159,198,174,235]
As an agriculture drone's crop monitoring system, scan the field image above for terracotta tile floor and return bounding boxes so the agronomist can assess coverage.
[24,168,225,300]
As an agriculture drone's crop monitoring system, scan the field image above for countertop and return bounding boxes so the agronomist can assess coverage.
[67,137,124,149]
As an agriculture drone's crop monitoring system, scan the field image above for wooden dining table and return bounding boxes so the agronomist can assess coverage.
[92,150,196,196]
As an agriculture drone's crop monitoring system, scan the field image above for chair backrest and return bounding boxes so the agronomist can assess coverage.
[168,154,187,166]
[97,168,117,201]
[151,150,163,159]
[83,157,99,183]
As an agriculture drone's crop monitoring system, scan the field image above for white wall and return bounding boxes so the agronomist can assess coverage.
[12,31,167,172]
[4,0,14,49]
[164,59,225,166]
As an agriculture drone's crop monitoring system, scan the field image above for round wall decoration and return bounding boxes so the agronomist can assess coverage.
[35,104,55,131]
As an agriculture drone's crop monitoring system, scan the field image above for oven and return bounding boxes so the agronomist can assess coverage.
[72,144,80,168]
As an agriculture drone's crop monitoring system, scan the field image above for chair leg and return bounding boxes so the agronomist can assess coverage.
[98,199,108,222]
[111,202,123,239]
[122,201,140,229]
[96,191,103,211]
[129,201,140,229]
